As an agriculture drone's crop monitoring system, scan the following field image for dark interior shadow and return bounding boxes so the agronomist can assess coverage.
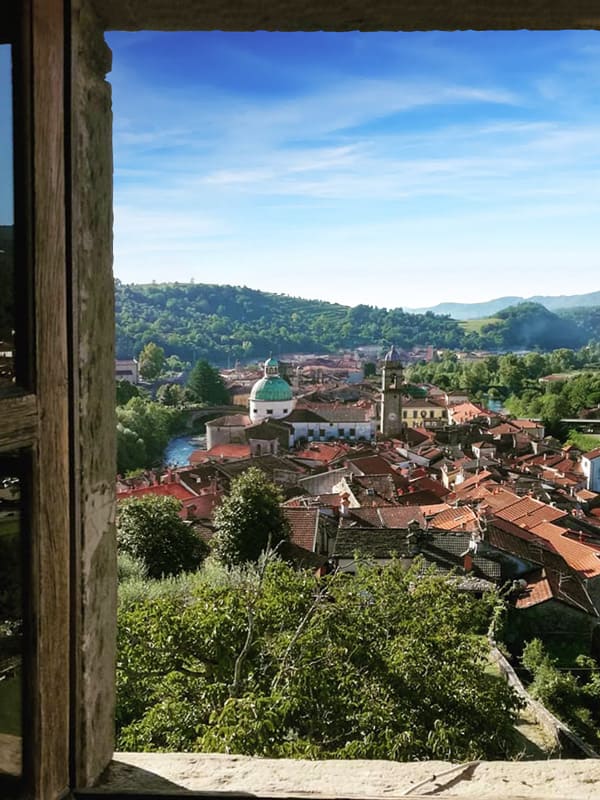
[74,758,257,799]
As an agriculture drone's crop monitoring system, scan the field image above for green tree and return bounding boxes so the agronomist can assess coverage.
[116,558,523,759]
[497,354,527,396]
[116,379,141,406]
[138,342,166,381]
[117,495,208,579]
[212,468,290,565]
[116,397,184,473]
[187,359,229,405]
[156,382,185,407]
[363,361,376,378]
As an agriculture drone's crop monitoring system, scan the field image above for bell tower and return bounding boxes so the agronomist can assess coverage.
[380,345,403,437]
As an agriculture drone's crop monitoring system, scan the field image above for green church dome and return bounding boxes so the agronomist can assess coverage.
[250,376,293,402]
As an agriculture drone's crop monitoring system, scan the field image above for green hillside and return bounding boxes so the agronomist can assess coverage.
[115,282,464,363]
[115,283,594,365]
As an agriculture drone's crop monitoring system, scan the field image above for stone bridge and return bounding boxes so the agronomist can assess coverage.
[182,404,244,430]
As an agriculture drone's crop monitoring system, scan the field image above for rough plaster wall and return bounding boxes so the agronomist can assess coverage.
[71,0,117,784]
[95,0,600,31]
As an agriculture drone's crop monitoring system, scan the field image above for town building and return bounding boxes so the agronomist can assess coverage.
[380,344,403,438]
[114,358,139,384]
[401,397,447,429]
[248,356,296,423]
[582,448,600,493]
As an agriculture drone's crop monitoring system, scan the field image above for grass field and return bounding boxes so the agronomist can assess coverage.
[459,317,502,333]
[566,430,600,452]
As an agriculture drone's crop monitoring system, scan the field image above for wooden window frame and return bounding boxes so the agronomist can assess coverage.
[2,1,599,797]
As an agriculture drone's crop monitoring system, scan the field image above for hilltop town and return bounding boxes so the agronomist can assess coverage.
[117,345,600,633]
[111,341,600,756]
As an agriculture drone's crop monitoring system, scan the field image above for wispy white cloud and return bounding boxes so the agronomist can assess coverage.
[107,30,600,306]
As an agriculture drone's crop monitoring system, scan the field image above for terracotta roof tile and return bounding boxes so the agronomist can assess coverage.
[482,489,524,512]
[419,502,452,516]
[377,506,427,529]
[349,455,398,476]
[294,443,349,463]
[193,444,252,462]
[429,506,479,532]
[282,507,319,552]
[529,522,600,579]
[514,570,553,609]
[117,483,196,503]
[409,476,450,499]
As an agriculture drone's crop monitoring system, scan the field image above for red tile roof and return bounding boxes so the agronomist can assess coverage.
[191,444,252,463]
[377,506,427,529]
[528,522,600,579]
[185,493,223,519]
[490,422,521,436]
[294,443,349,464]
[453,484,494,503]
[583,448,600,461]
[455,470,494,492]
[409,475,450,499]
[419,502,452,516]
[449,402,488,424]
[480,488,523,513]
[495,496,546,522]
[349,455,398,476]
[429,505,479,532]
[514,570,553,609]
[116,483,196,503]
[513,419,544,430]
[282,507,319,552]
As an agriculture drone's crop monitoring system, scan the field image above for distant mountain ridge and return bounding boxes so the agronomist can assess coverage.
[409,290,600,320]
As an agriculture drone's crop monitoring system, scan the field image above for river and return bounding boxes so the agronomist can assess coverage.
[163,434,206,467]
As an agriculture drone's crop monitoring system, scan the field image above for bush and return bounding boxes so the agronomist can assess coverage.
[116,558,523,760]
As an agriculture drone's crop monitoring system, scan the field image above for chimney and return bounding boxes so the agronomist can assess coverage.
[463,552,473,572]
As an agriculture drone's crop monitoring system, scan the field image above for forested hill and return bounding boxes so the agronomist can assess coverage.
[114,282,594,364]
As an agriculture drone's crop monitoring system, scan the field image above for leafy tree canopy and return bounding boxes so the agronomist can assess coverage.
[116,558,523,759]
[212,467,290,565]
[138,341,166,381]
[116,284,598,367]
[116,397,185,474]
[156,382,186,407]
[116,379,141,406]
[187,359,229,405]
[117,494,208,579]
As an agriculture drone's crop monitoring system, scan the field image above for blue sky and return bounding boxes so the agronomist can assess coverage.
[0,46,14,226]
[106,31,600,309]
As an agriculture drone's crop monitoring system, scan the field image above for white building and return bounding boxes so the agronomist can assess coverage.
[115,358,138,384]
[581,448,600,493]
[248,356,296,423]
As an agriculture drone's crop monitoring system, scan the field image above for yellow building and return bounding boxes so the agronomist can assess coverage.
[402,398,447,429]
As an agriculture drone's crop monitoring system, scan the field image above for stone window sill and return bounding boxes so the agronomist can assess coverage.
[79,753,600,798]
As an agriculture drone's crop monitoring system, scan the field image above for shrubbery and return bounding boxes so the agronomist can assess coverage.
[117,557,523,760]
